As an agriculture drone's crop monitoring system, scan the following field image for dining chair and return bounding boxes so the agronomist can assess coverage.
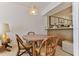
[27,32,41,47]
[26,32,35,44]
[35,39,47,56]
[35,36,59,56]
[46,36,59,56]
[27,32,35,35]
[16,34,32,56]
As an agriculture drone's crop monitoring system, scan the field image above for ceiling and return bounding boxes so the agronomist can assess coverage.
[53,6,72,17]
[13,2,52,12]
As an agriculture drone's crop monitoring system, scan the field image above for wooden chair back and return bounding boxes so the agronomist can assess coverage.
[16,34,28,52]
[38,36,59,56]
[27,32,35,35]
[36,39,48,55]
[46,36,59,55]
[16,34,32,56]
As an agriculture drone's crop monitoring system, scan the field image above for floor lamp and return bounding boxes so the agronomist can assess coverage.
[2,23,12,51]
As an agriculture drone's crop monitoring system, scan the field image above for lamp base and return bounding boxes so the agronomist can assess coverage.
[2,42,12,52]
[5,48,11,51]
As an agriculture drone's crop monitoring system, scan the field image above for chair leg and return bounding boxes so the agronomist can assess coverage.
[28,50,33,56]
[19,50,27,56]
[17,50,27,56]
[52,49,56,56]
[17,47,33,56]
[25,48,32,56]
[29,48,33,56]
[17,49,32,56]
[16,50,20,56]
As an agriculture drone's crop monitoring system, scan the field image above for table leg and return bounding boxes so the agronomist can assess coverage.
[32,41,36,56]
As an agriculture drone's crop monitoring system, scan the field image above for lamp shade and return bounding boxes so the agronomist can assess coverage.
[2,23,10,42]
[3,23,10,33]
[0,23,3,35]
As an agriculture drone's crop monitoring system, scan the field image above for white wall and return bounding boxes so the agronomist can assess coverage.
[0,3,47,35]
[73,2,79,56]
[78,3,79,55]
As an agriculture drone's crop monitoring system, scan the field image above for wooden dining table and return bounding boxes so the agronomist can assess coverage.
[22,34,57,56]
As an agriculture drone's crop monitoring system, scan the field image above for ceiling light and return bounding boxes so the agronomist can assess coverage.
[32,10,35,14]
[30,5,38,15]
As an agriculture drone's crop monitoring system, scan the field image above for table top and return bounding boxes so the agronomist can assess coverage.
[23,34,57,41]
